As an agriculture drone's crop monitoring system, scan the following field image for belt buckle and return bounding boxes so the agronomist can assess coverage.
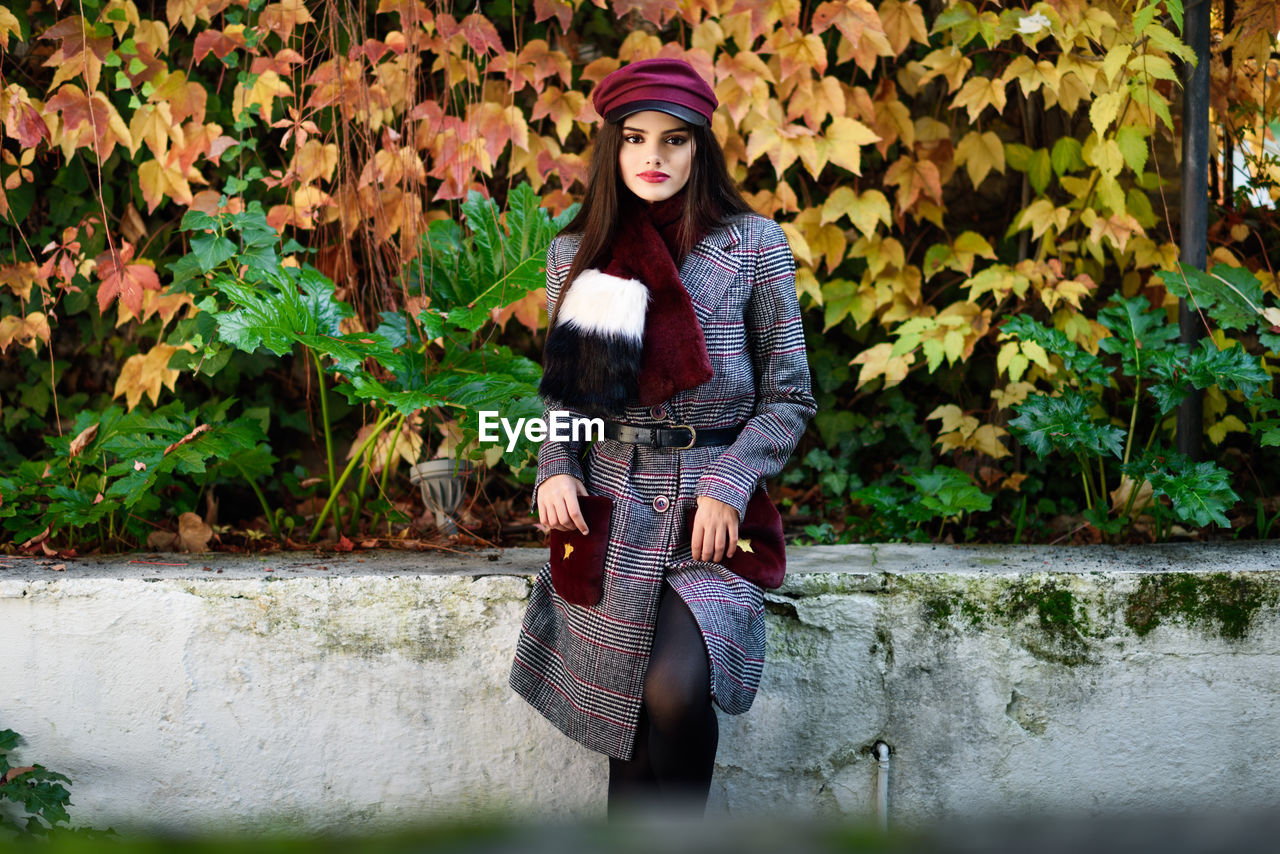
[674,424,697,450]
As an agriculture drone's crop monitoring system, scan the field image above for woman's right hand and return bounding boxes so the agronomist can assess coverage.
[537,474,590,535]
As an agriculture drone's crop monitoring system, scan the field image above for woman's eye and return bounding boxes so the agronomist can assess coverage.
[665,137,688,145]
[624,134,642,143]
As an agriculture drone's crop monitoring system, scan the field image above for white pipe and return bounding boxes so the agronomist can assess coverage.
[873,740,890,831]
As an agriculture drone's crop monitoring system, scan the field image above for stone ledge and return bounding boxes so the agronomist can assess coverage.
[3,540,1279,583]
[2,543,1279,832]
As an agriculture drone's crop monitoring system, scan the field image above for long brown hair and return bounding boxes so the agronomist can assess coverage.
[551,119,754,321]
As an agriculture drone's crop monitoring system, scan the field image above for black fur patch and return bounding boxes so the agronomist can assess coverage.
[540,322,643,417]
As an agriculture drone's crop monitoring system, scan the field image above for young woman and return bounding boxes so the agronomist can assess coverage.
[509,57,816,816]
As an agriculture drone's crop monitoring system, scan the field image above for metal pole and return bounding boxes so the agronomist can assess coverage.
[1177,0,1211,460]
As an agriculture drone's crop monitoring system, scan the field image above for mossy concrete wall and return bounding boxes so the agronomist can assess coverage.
[2,543,1279,832]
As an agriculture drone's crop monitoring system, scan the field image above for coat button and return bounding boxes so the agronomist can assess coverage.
[650,404,665,420]
[653,495,669,513]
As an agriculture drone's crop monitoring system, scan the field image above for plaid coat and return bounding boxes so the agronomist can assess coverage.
[509,212,817,760]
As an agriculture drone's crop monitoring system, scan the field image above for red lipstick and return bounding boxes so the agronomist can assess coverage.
[638,171,669,182]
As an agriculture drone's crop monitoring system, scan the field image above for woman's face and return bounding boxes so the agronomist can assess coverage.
[617,110,694,203]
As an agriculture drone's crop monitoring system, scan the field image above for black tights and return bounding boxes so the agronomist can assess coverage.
[607,583,719,818]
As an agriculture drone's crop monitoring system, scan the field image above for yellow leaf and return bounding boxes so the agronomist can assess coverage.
[778,222,813,266]
[951,76,1007,123]
[1089,90,1125,138]
[970,424,1011,459]
[768,30,828,80]
[917,45,972,93]
[846,189,892,237]
[0,7,20,44]
[736,538,754,554]
[114,343,182,410]
[0,312,51,355]
[531,87,586,145]
[997,340,1029,382]
[138,158,193,213]
[1084,136,1124,178]
[954,130,1005,187]
[1016,199,1071,241]
[991,381,1037,409]
[850,341,913,389]
[926,404,969,435]
[1045,70,1091,114]
[1002,56,1058,97]
[878,0,929,53]
[1102,44,1130,85]
[795,266,823,306]
[1109,475,1153,514]
[1207,415,1247,446]
[232,70,292,122]
[822,116,880,175]
[691,20,724,54]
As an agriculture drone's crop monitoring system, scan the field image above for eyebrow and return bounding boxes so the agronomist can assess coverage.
[622,125,690,134]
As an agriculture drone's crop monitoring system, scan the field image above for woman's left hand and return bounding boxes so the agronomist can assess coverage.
[691,495,740,563]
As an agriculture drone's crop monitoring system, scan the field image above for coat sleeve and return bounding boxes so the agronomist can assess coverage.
[533,237,587,505]
[695,219,817,519]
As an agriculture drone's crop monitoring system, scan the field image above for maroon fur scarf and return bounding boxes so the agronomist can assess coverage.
[540,192,713,417]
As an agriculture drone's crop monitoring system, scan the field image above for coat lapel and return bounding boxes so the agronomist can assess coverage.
[680,219,743,324]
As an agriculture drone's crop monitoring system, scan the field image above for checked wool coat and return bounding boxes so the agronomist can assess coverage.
[509,212,817,761]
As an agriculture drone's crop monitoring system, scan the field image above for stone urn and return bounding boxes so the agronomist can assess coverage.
[408,458,474,535]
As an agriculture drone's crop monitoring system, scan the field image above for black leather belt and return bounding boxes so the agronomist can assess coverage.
[602,421,743,449]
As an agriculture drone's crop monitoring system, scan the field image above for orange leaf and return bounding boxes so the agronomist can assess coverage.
[877,0,928,54]
[97,242,161,316]
[192,27,246,61]
[1,84,52,148]
[612,0,681,28]
[533,0,575,33]
[138,157,194,212]
[812,0,883,46]
[150,71,208,125]
[884,155,943,213]
[259,0,315,40]
[766,30,828,81]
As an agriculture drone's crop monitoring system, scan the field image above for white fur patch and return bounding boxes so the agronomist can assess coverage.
[556,268,649,339]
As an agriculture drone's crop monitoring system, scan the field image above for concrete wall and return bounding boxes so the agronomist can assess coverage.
[2,543,1279,833]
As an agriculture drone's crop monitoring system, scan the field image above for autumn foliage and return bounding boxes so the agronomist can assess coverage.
[2,0,1280,548]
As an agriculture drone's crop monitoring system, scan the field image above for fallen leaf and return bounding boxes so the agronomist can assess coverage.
[147,530,179,550]
[0,766,35,784]
[20,525,51,550]
[177,512,213,553]
[69,422,99,459]
[335,534,355,552]
[134,460,147,471]
[164,423,211,455]
[48,564,66,572]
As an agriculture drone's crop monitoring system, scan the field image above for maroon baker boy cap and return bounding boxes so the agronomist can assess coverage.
[591,57,718,127]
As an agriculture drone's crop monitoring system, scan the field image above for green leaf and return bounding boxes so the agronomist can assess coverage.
[1096,294,1180,377]
[1157,263,1265,332]
[1123,450,1238,527]
[1008,390,1125,459]
[190,234,237,273]
[1029,149,1051,194]
[902,466,992,517]
[1050,137,1084,176]
[1116,125,1149,174]
[1005,142,1034,172]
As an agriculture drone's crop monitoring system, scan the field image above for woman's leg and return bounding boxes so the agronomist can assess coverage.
[607,582,718,816]
[641,582,719,808]
[607,706,655,815]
